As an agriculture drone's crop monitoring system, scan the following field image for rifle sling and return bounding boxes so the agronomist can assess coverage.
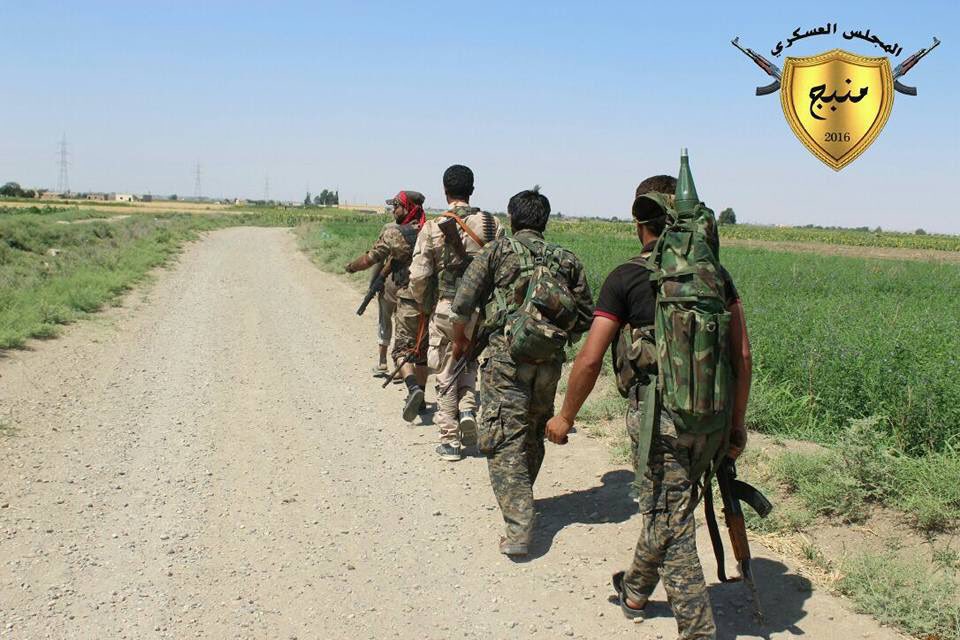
[703,483,730,583]
[441,211,487,248]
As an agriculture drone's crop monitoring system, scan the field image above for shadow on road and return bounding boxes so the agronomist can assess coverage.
[604,557,812,639]
[524,469,637,560]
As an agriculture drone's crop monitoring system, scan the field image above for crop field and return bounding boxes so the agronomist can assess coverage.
[719,223,960,252]
[299,212,960,455]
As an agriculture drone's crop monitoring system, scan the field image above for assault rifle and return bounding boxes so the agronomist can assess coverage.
[703,457,773,622]
[731,37,782,95]
[356,258,393,316]
[439,318,488,396]
[893,37,940,96]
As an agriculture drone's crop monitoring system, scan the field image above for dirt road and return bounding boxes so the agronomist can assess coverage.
[0,228,903,639]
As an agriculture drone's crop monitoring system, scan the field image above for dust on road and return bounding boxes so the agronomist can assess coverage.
[0,228,904,639]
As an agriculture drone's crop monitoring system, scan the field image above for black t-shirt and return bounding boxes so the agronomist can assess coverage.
[594,251,740,327]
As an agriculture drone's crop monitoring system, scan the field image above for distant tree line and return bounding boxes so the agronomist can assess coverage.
[1,182,41,199]
[304,189,339,207]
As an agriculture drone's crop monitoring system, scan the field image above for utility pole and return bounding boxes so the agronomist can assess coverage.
[263,175,270,202]
[194,162,203,199]
[57,133,70,194]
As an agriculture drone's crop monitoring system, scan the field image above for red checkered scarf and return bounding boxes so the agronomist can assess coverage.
[396,191,425,229]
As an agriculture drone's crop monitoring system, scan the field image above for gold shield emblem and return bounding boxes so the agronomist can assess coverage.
[780,49,894,170]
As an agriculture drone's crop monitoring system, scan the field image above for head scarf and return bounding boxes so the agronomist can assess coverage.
[395,190,426,228]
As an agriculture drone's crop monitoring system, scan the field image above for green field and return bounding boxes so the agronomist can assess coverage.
[299,213,960,455]
[719,223,960,252]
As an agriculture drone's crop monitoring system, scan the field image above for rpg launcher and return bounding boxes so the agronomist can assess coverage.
[704,457,774,623]
[356,258,393,316]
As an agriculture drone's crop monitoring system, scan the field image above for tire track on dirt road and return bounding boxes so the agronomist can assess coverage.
[0,227,904,639]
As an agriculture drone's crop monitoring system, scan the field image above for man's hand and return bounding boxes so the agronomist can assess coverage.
[546,415,573,445]
[727,425,748,460]
[451,335,470,361]
[344,262,357,273]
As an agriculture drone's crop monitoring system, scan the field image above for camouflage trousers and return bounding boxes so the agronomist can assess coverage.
[478,348,561,544]
[428,299,478,447]
[623,384,719,640]
[392,298,427,366]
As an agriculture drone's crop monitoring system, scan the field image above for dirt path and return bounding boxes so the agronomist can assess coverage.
[0,228,904,639]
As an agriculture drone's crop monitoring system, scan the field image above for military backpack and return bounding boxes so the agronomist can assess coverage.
[489,236,580,363]
[618,194,732,435]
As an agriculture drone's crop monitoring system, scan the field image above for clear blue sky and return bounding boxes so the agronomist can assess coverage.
[2,1,957,231]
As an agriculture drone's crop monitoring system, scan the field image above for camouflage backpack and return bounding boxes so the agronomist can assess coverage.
[614,192,731,430]
[644,193,732,434]
[492,236,580,363]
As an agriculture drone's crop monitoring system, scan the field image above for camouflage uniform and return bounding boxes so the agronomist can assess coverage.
[622,375,722,640]
[409,205,504,447]
[603,238,736,640]
[451,230,594,544]
[366,222,426,366]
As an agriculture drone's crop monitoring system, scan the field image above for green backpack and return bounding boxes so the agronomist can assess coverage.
[644,194,732,434]
[494,237,579,364]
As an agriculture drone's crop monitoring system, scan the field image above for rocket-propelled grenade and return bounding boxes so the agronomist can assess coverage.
[675,148,700,215]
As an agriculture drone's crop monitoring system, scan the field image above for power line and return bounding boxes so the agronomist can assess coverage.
[57,133,70,193]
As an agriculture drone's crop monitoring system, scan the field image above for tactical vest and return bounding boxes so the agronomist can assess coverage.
[437,208,497,299]
[390,222,420,289]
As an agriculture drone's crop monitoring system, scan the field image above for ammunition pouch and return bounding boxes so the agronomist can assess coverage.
[613,323,658,398]
[437,261,470,299]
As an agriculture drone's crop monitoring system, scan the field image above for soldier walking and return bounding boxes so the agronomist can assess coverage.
[346,190,430,421]
[409,165,503,461]
[544,161,753,639]
[450,187,593,555]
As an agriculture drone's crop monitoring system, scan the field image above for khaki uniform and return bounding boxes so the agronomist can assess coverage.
[451,230,595,544]
[409,204,504,447]
[366,222,425,366]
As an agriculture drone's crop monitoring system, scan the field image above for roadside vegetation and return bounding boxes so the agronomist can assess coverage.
[297,211,960,640]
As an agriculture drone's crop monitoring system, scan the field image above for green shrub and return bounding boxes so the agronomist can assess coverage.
[837,551,960,640]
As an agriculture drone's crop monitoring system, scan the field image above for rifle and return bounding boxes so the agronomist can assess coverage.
[731,37,782,96]
[703,457,773,622]
[438,317,488,396]
[893,37,940,96]
[356,258,393,316]
[381,312,427,388]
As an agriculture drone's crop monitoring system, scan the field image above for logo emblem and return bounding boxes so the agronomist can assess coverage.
[780,49,893,170]
[731,34,939,170]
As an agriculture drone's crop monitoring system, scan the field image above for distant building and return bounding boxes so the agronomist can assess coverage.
[40,191,64,200]
[85,192,109,201]
[112,193,134,202]
[141,194,154,202]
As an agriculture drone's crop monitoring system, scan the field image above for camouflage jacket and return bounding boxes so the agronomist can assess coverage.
[409,204,504,306]
[367,222,419,300]
[451,229,595,357]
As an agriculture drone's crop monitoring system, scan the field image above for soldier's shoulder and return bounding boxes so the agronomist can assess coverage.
[551,242,585,267]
